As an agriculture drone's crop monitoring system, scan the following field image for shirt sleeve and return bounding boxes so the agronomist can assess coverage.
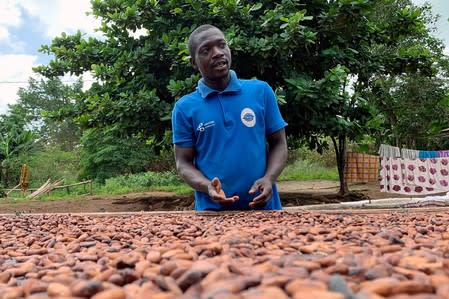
[263,82,288,135]
[171,102,195,147]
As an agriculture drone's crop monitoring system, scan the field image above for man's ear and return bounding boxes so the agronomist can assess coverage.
[190,57,198,70]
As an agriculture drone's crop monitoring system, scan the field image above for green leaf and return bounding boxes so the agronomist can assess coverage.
[249,3,262,12]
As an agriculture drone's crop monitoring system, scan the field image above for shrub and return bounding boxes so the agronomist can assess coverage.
[79,129,153,183]
[279,159,338,181]
[101,171,184,193]
[0,184,6,198]
[20,147,80,187]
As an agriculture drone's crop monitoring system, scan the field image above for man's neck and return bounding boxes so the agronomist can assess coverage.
[204,73,231,91]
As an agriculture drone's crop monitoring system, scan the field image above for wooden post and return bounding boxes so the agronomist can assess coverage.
[20,164,29,197]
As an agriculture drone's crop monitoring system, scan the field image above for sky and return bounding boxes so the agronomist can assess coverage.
[0,0,448,115]
[0,0,100,114]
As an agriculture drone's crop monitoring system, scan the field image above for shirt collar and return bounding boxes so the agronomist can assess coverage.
[197,70,242,99]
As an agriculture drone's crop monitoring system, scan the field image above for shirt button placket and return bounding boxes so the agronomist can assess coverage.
[217,93,231,127]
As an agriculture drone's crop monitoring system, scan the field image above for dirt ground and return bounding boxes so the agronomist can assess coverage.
[0,180,413,214]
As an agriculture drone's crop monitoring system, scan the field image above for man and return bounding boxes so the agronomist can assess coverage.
[171,24,288,211]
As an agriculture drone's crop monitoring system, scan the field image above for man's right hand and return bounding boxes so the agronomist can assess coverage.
[208,177,239,206]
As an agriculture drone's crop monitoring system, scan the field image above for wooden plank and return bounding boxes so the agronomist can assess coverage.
[52,180,92,190]
[6,183,21,195]
[27,179,51,199]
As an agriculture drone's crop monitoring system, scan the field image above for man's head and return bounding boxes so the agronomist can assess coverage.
[188,24,232,90]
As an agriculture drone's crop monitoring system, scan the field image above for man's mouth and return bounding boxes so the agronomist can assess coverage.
[213,60,227,69]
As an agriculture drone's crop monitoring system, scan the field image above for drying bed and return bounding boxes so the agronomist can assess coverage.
[1,210,449,298]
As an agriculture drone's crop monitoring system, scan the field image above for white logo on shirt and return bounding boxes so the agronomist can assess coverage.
[197,121,215,132]
[241,108,256,127]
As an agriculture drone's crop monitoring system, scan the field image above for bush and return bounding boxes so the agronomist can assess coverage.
[79,129,154,183]
[21,147,80,187]
[147,148,176,172]
[0,184,6,198]
[287,144,336,169]
[279,159,338,181]
[294,147,336,168]
[100,171,186,194]
[282,137,338,181]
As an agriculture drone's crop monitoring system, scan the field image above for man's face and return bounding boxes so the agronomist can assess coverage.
[191,28,232,86]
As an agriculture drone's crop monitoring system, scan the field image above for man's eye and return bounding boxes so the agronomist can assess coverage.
[200,48,209,55]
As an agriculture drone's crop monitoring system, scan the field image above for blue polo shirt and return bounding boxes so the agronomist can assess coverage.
[172,70,287,211]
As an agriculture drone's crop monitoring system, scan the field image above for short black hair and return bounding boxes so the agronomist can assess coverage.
[188,24,221,57]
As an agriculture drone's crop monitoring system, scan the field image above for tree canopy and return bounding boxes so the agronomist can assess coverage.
[0,109,37,186]
[34,0,448,186]
[14,77,83,150]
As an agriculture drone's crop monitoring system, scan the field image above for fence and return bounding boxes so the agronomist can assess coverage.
[344,152,379,183]
[5,180,93,198]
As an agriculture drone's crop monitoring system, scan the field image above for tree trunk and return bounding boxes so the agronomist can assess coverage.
[387,113,400,147]
[332,134,349,196]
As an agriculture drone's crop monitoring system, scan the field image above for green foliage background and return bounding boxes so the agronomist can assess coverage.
[1,0,448,193]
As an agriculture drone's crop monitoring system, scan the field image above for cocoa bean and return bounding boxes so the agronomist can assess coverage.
[147,250,162,263]
[359,277,399,296]
[1,287,24,299]
[70,280,103,297]
[390,280,434,295]
[22,278,48,296]
[0,271,12,283]
[91,288,126,299]
[285,278,327,295]
[47,282,72,297]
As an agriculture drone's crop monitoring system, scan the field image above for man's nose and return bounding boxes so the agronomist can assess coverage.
[211,46,224,57]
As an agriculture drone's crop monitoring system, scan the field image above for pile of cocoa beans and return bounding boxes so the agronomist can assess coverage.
[1,210,449,298]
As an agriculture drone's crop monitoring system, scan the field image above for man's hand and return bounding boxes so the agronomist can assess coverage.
[248,177,273,209]
[208,177,239,206]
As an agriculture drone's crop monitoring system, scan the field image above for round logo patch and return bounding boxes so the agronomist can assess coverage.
[241,108,256,127]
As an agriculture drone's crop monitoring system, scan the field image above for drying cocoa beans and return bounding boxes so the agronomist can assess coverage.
[1,211,449,298]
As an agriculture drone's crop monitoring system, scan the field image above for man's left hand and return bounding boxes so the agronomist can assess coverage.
[248,177,273,209]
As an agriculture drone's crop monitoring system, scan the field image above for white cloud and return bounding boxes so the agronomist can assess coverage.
[0,1,101,40]
[0,0,22,44]
[128,28,147,39]
[17,0,101,38]
[0,55,95,115]
[0,0,22,27]
[411,0,449,53]
[0,54,38,114]
[0,1,101,114]
[0,26,9,41]
[61,71,95,92]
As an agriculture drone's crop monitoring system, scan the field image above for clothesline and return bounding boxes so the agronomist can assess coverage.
[379,144,449,195]
[379,144,449,159]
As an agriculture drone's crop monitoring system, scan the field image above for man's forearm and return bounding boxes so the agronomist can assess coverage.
[264,143,288,183]
[264,129,288,184]
[177,162,210,193]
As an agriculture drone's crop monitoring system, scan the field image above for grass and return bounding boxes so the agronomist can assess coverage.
[279,159,339,181]
[3,186,94,202]
[47,158,336,200]
[2,149,339,201]
[96,171,192,196]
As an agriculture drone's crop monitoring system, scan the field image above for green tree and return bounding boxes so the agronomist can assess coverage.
[368,71,449,150]
[35,0,437,193]
[364,1,449,151]
[276,0,434,194]
[79,128,153,182]
[0,110,37,186]
[14,77,83,151]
